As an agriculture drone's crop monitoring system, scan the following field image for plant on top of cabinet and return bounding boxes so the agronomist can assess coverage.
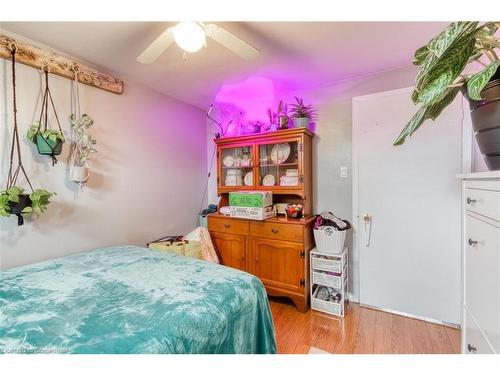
[289,97,317,128]
[268,100,289,130]
[394,21,500,170]
[0,186,55,226]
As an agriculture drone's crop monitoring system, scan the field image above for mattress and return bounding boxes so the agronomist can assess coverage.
[0,246,276,354]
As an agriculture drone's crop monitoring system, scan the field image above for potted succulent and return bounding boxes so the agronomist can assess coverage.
[289,97,317,128]
[27,122,65,156]
[394,21,500,170]
[69,114,96,184]
[0,186,55,226]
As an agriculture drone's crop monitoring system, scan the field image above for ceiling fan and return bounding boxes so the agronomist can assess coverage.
[137,22,261,64]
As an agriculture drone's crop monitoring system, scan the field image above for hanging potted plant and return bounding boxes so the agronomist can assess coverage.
[0,186,55,226]
[1,45,55,226]
[68,67,97,186]
[69,114,96,184]
[289,97,317,128]
[28,67,65,166]
[394,21,500,170]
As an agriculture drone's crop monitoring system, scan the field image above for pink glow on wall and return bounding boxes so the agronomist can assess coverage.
[215,77,275,121]
[212,75,317,137]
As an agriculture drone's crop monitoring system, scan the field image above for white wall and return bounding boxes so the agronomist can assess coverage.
[1,58,206,270]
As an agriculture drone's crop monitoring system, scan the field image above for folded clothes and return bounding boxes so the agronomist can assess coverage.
[313,211,351,231]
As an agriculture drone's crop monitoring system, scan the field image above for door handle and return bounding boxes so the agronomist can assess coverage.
[363,214,372,247]
[468,238,478,246]
[466,197,477,205]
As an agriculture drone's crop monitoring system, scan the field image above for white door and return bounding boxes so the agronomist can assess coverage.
[353,87,462,325]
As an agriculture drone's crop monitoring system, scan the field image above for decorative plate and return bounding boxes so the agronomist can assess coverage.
[223,155,234,167]
[270,143,291,164]
[262,174,275,186]
[244,171,253,186]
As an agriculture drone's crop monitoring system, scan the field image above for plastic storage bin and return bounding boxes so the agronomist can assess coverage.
[313,227,346,254]
[311,286,343,316]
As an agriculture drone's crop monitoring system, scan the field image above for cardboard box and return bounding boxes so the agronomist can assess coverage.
[229,191,273,208]
[229,205,276,220]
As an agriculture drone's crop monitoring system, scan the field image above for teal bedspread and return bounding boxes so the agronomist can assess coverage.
[0,246,276,354]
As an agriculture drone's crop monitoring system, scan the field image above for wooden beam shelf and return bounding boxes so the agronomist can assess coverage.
[0,33,124,95]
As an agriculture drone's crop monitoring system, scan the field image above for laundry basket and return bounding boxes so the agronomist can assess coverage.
[313,227,347,254]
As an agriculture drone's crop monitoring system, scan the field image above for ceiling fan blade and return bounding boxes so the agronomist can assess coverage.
[137,27,174,64]
[205,24,261,60]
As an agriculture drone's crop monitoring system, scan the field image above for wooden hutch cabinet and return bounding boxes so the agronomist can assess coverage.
[208,128,314,312]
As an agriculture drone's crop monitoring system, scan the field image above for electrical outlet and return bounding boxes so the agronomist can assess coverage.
[340,166,348,178]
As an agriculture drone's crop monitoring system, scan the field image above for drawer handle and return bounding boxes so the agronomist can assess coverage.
[467,344,477,353]
[466,197,477,205]
[468,238,478,246]
[224,224,231,229]
[271,228,279,234]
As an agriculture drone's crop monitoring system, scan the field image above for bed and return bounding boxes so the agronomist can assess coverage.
[0,246,276,354]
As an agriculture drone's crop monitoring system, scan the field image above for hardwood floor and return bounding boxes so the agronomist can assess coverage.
[269,298,461,354]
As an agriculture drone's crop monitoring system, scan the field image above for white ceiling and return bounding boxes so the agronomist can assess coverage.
[0,22,448,109]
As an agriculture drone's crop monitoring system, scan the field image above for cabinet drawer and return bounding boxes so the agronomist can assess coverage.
[465,214,500,352]
[208,216,249,236]
[464,188,500,222]
[464,308,494,354]
[249,221,303,242]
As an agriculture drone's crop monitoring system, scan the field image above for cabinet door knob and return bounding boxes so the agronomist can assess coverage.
[467,344,477,353]
[224,224,231,229]
[466,197,477,205]
[271,228,279,234]
[468,238,478,246]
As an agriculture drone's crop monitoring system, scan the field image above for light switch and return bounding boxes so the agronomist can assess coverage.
[340,166,348,178]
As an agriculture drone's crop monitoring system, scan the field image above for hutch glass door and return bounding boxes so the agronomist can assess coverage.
[219,144,254,188]
[257,139,301,188]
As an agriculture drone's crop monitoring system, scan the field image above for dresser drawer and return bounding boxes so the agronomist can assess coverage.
[249,221,303,242]
[465,214,500,352]
[208,216,249,236]
[464,308,494,354]
[464,188,500,222]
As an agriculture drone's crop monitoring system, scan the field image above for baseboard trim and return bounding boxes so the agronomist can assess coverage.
[359,303,461,329]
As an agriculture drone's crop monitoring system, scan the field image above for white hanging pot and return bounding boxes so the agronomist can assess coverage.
[70,165,89,183]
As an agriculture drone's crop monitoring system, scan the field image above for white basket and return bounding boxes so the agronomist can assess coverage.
[313,227,347,254]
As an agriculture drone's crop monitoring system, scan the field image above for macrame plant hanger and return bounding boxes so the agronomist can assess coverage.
[68,66,87,190]
[6,45,35,226]
[36,66,64,166]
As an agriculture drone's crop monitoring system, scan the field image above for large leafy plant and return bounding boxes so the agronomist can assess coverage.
[394,21,500,145]
[289,97,317,120]
[27,122,65,144]
[70,113,97,166]
[0,186,55,218]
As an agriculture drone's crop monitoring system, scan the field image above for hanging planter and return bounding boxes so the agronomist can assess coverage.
[27,67,65,166]
[69,66,96,187]
[0,44,55,226]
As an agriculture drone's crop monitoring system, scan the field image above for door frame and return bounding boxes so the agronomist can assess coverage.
[351,86,473,306]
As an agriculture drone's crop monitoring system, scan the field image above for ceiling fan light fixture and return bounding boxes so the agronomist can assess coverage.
[172,22,206,53]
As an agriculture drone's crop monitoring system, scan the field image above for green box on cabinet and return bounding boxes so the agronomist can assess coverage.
[229,191,273,208]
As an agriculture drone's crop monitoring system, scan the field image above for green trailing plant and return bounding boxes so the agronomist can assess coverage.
[394,21,500,146]
[27,122,65,144]
[70,113,97,166]
[0,186,55,218]
[289,97,317,120]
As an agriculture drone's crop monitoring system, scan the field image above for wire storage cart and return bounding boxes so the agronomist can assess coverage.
[310,247,348,317]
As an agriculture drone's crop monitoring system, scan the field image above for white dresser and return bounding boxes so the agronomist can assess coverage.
[460,171,500,354]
